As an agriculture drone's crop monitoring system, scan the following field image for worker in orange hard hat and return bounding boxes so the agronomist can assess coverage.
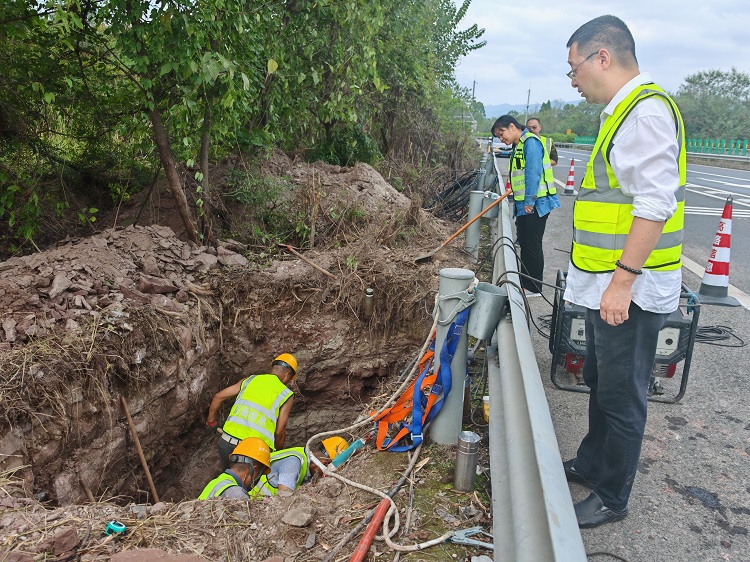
[198,438,271,500]
[206,353,298,469]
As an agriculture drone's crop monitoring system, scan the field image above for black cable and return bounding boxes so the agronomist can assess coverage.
[694,325,746,347]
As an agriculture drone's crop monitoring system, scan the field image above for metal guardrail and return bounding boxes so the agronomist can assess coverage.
[483,156,586,561]
[558,142,750,171]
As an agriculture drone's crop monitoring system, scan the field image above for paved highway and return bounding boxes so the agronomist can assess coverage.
[555,147,750,300]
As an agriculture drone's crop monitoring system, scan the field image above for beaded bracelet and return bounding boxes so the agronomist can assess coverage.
[615,260,642,275]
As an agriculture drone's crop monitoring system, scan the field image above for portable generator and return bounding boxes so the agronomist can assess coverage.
[549,270,700,403]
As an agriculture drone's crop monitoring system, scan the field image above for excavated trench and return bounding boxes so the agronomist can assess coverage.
[0,157,468,507]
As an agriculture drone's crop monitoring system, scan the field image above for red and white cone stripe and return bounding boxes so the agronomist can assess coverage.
[564,159,575,194]
[701,198,732,288]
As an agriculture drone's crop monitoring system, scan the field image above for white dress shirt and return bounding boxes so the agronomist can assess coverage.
[563,72,682,314]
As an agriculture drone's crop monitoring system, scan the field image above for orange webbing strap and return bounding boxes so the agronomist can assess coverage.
[372,348,435,451]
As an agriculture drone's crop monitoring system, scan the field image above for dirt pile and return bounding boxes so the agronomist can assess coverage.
[0,224,247,347]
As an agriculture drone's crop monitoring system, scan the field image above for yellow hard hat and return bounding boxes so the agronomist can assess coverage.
[229,438,271,474]
[273,353,298,375]
[322,436,349,460]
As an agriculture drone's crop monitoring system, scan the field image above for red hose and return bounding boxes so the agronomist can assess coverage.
[349,498,391,562]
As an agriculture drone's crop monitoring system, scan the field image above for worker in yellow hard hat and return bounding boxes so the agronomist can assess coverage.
[206,353,298,469]
[198,438,271,500]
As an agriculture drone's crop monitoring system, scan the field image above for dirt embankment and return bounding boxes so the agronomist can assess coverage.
[0,151,473,560]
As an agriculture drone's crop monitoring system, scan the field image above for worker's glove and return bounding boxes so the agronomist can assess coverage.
[206,419,218,429]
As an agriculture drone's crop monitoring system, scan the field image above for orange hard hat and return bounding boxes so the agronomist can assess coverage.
[229,438,271,474]
[273,353,298,375]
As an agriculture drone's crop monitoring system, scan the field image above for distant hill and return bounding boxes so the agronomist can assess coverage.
[484,100,582,119]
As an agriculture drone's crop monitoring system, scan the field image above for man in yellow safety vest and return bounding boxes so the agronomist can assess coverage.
[562,15,685,528]
[206,353,297,469]
[526,118,558,166]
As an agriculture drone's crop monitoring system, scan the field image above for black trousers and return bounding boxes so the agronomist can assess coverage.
[574,303,669,510]
[515,210,549,293]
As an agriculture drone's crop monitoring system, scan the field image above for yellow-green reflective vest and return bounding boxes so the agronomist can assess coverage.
[572,82,686,273]
[539,135,554,157]
[198,472,242,499]
[510,131,556,201]
[221,374,293,450]
[249,447,309,498]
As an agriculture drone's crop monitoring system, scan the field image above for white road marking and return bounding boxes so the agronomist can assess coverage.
[686,185,750,207]
[685,206,750,217]
[689,169,750,183]
[681,254,750,311]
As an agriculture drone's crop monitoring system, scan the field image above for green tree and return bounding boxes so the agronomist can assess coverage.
[673,68,750,139]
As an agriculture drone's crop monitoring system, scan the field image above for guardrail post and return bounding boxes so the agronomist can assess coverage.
[430,267,475,445]
[465,191,484,261]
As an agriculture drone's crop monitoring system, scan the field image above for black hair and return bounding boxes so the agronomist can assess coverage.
[526,117,541,125]
[566,15,638,66]
[491,115,524,136]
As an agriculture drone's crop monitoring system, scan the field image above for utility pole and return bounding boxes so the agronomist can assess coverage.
[472,79,476,101]
[524,87,531,123]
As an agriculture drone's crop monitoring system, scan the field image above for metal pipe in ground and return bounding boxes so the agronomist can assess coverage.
[429,268,474,444]
[476,153,488,191]
[465,191,485,261]
[120,396,160,504]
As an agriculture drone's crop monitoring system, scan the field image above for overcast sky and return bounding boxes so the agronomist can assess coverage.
[455,0,750,109]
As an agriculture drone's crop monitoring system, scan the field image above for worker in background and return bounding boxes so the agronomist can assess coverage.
[250,437,347,497]
[207,353,297,469]
[198,437,271,500]
[526,117,558,166]
[492,115,560,296]
[562,15,684,528]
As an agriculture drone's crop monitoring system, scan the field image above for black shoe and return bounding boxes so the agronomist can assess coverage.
[574,492,628,528]
[563,459,596,489]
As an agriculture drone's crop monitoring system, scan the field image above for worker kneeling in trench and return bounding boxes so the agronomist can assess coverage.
[206,353,297,469]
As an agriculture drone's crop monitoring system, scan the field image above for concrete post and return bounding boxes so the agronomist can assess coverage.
[430,267,475,444]
[464,191,485,262]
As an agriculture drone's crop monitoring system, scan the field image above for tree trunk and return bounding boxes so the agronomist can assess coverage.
[148,107,198,243]
[199,101,216,244]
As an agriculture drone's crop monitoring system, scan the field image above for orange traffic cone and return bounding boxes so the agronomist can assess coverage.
[697,196,740,307]
[564,159,575,195]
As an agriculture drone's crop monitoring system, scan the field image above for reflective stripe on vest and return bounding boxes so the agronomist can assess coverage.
[198,472,240,500]
[509,131,556,201]
[572,82,686,273]
[249,447,308,498]
[222,374,293,450]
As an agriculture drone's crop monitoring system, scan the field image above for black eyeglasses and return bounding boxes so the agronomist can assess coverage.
[566,51,599,79]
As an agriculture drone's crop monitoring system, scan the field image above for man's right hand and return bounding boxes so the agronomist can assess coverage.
[206,419,218,429]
